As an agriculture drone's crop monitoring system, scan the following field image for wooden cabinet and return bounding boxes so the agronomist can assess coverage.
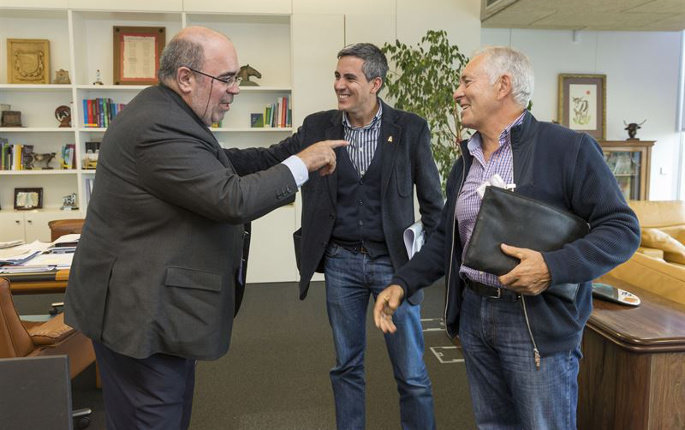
[0,210,83,242]
[599,140,654,200]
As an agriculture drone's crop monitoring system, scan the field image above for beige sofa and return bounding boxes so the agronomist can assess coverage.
[607,200,685,305]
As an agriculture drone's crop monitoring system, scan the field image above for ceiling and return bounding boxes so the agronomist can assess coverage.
[481,0,685,31]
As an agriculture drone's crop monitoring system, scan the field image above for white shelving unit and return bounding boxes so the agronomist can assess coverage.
[0,3,300,281]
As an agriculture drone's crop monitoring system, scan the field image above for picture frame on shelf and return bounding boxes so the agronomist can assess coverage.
[14,188,43,210]
[557,74,606,140]
[7,39,50,84]
[113,26,166,85]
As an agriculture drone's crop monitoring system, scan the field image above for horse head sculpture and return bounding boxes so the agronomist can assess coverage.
[238,64,262,86]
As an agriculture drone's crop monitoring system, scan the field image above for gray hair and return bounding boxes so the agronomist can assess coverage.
[474,46,534,107]
[337,43,388,89]
[157,37,205,82]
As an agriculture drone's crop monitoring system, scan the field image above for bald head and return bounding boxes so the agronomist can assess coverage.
[157,26,236,84]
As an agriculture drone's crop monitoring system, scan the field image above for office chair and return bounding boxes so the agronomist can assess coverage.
[48,219,85,242]
[0,277,94,427]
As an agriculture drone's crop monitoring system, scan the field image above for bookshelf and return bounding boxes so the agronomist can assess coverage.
[0,3,298,280]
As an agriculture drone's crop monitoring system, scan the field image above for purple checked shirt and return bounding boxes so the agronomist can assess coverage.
[457,112,525,287]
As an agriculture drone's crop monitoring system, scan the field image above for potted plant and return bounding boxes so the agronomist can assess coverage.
[382,30,468,194]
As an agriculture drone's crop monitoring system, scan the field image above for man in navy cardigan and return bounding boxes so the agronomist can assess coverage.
[374,46,640,429]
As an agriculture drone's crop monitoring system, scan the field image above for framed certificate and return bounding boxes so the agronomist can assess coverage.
[113,26,166,85]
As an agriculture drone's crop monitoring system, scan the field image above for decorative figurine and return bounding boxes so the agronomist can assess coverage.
[61,192,78,210]
[53,69,71,84]
[624,120,646,140]
[30,152,56,169]
[238,64,262,86]
[93,69,104,85]
[55,105,71,128]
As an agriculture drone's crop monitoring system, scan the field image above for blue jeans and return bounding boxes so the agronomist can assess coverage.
[324,243,435,430]
[459,287,581,430]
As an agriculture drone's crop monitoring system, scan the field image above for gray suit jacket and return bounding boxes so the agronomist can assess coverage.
[65,85,297,360]
[282,101,444,305]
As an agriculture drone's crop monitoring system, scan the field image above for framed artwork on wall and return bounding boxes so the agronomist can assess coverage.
[14,187,43,210]
[557,74,606,140]
[113,26,166,85]
[7,39,50,84]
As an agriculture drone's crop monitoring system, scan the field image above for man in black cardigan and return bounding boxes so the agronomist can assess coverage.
[274,43,443,429]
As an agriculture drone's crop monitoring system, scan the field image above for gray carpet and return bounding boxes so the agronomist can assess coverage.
[14,281,476,429]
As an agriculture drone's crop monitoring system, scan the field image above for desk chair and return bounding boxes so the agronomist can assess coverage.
[0,277,95,378]
[48,219,85,242]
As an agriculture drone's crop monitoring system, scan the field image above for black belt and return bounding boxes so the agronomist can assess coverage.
[331,240,388,257]
[338,243,370,254]
[464,279,519,301]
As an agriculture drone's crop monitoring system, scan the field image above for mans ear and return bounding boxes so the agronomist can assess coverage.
[370,77,383,95]
[497,74,513,100]
[176,67,194,94]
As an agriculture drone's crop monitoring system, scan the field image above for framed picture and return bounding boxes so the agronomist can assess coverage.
[558,74,606,140]
[7,39,50,84]
[113,26,166,85]
[14,188,43,210]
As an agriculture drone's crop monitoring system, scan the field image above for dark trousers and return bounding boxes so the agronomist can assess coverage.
[93,341,196,430]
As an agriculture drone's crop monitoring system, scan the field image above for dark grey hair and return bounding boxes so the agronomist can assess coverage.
[474,46,534,108]
[337,43,388,89]
[157,37,205,82]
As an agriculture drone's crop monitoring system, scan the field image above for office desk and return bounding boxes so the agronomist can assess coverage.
[2,270,70,294]
[578,276,685,430]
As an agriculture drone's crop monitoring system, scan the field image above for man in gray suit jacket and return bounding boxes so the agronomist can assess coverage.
[274,43,443,430]
[64,26,345,429]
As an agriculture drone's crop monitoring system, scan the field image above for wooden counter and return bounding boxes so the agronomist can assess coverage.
[578,276,685,429]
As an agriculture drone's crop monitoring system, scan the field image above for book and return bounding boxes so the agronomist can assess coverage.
[250,113,264,128]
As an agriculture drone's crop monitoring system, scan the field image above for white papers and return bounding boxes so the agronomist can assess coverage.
[0,240,51,265]
[403,221,425,259]
[52,234,80,247]
[0,236,78,273]
[0,240,24,249]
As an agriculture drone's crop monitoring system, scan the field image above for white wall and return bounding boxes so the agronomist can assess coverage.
[483,28,683,200]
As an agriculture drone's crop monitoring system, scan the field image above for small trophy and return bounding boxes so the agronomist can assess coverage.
[93,69,104,85]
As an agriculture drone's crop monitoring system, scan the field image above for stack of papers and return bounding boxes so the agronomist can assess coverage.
[0,240,24,249]
[0,235,79,273]
[0,241,50,266]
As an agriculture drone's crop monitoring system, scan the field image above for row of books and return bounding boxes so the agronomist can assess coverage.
[0,139,32,170]
[264,96,292,128]
[82,98,126,128]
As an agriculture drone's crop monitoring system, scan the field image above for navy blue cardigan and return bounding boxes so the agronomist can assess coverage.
[392,112,640,354]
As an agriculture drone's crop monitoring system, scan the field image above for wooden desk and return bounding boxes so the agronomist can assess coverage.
[578,276,685,429]
[2,269,70,294]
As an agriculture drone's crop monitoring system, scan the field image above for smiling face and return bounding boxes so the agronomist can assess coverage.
[189,36,241,126]
[334,56,381,126]
[453,54,501,131]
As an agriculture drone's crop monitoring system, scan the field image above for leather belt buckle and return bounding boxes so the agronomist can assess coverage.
[487,286,502,299]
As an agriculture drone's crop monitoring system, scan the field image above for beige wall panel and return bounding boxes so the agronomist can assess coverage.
[291,13,344,127]
[183,0,290,14]
[293,0,393,15]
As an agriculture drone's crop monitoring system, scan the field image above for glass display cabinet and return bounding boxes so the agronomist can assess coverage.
[599,140,654,200]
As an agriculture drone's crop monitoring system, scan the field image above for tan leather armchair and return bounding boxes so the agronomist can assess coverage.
[0,277,95,378]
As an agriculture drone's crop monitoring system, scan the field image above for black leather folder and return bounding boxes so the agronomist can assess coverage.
[463,186,590,302]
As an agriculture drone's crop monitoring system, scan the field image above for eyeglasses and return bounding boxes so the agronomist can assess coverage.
[185,67,242,87]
